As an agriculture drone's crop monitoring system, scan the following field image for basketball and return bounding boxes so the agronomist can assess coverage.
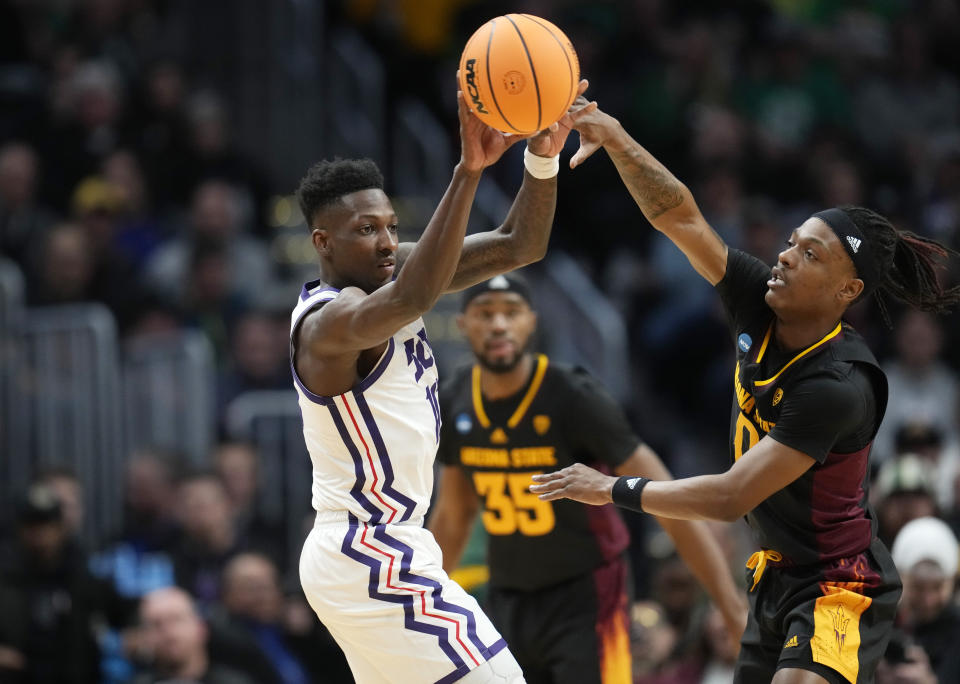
[458,14,580,135]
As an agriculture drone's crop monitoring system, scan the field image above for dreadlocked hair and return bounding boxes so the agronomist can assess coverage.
[840,206,960,327]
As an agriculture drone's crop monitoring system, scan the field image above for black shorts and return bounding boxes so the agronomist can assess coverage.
[735,539,902,684]
[486,556,630,684]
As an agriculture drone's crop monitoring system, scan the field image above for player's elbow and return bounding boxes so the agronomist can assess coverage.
[518,237,549,265]
[715,477,750,522]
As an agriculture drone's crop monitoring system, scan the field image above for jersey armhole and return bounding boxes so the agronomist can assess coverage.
[290,296,397,405]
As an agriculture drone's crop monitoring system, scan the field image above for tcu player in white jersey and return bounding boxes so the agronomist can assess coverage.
[291,82,596,683]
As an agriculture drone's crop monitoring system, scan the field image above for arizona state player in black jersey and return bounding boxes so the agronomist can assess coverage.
[429,274,746,684]
[530,103,960,684]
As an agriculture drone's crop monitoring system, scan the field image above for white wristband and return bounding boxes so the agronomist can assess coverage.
[523,147,560,179]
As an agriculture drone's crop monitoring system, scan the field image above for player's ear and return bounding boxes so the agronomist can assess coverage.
[838,277,864,304]
[312,227,330,255]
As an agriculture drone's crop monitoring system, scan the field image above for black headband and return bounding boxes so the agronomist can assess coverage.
[812,208,880,299]
[461,273,533,311]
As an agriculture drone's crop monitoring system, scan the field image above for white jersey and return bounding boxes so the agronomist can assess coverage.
[291,279,519,683]
[291,280,441,523]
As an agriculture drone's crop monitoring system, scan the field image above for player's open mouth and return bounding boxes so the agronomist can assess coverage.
[377,260,395,274]
[767,269,785,289]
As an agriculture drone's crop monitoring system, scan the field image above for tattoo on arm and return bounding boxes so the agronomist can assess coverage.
[609,146,685,220]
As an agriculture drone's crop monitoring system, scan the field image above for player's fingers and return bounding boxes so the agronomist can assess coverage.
[570,141,600,169]
[536,487,566,501]
[568,101,598,120]
[531,471,564,483]
[576,78,589,96]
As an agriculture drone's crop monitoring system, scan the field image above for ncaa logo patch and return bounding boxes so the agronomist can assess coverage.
[772,388,784,406]
[738,333,753,353]
[455,413,472,434]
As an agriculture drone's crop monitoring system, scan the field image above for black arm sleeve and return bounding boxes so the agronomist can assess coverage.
[767,374,868,463]
[714,249,774,336]
[563,368,641,469]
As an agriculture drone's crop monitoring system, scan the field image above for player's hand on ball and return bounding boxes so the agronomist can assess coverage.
[457,82,527,173]
[526,79,597,160]
[530,463,616,505]
[569,104,622,169]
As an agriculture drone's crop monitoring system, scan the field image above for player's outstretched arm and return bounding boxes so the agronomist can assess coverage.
[530,436,815,521]
[570,105,728,285]
[613,444,747,644]
[397,81,598,293]
[428,465,481,574]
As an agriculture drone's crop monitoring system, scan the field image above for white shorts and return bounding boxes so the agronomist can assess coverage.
[300,512,515,684]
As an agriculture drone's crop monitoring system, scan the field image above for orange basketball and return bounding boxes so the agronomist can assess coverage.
[458,14,580,135]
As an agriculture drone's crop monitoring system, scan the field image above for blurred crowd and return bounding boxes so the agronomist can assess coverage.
[2,0,960,682]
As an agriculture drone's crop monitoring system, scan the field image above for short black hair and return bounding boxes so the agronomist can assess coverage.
[296,158,384,229]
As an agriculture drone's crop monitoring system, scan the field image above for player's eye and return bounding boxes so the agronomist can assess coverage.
[387,223,399,233]
[784,239,794,248]
[805,249,816,260]
[359,224,373,234]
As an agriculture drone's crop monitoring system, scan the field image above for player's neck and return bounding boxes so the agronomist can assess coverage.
[773,315,842,352]
[480,354,535,401]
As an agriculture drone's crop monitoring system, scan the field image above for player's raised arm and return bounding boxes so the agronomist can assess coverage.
[297,89,525,359]
[570,105,728,285]
[396,81,598,293]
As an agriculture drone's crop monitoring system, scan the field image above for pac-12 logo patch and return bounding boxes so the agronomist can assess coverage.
[738,333,753,353]
[455,413,472,434]
[772,388,784,406]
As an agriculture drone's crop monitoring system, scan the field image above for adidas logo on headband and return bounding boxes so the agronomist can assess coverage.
[846,235,862,253]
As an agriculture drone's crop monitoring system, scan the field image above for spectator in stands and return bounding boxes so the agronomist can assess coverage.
[101,149,166,267]
[180,241,250,361]
[211,553,351,684]
[40,60,130,210]
[874,309,960,464]
[894,422,960,512]
[0,141,55,272]
[181,91,271,237]
[37,466,85,539]
[130,586,255,684]
[145,179,271,311]
[877,517,960,683]
[29,222,95,306]
[213,442,285,565]
[0,483,135,684]
[133,60,191,212]
[171,471,278,608]
[218,311,290,416]
[698,605,739,684]
[91,450,180,600]
[873,454,939,547]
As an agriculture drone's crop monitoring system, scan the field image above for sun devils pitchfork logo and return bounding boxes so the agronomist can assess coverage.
[832,606,850,649]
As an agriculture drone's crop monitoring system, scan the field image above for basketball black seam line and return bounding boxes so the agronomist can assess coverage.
[520,14,576,117]
[484,19,521,133]
[504,14,541,131]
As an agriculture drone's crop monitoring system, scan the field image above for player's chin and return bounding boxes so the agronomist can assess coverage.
[764,287,783,308]
[480,354,521,374]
